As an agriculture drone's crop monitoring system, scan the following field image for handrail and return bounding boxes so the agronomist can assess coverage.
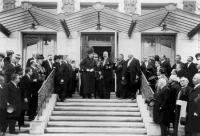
[140,72,155,117]
[37,68,55,120]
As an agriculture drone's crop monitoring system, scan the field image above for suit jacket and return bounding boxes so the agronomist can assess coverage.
[26,57,34,68]
[4,82,21,118]
[113,59,126,81]
[60,61,70,87]
[153,86,171,125]
[177,69,187,78]
[53,62,61,85]
[177,86,193,102]
[4,63,16,83]
[169,82,181,110]
[185,62,198,87]
[101,58,114,80]
[161,60,171,77]
[186,85,200,133]
[0,85,7,109]
[141,61,155,79]
[42,60,53,78]
[20,75,32,105]
[30,66,39,93]
[125,58,140,82]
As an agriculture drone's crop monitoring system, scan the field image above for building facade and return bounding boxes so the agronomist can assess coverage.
[1,0,200,69]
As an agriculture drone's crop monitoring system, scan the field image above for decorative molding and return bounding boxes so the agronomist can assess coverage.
[21,1,32,10]
[62,0,75,14]
[183,1,196,13]
[124,0,137,14]
[165,4,177,12]
[3,0,16,11]
[93,2,104,12]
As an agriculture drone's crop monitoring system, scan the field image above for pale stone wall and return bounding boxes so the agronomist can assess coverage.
[57,31,81,65]
[118,32,141,62]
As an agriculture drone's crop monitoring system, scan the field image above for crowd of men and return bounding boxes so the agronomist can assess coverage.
[141,54,200,136]
[0,47,200,136]
[0,51,78,135]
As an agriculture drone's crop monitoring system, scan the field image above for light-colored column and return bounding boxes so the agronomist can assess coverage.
[75,0,80,12]
[57,0,63,14]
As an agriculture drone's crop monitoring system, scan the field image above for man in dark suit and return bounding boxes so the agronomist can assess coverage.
[53,55,61,98]
[176,63,187,79]
[172,55,183,70]
[185,56,198,88]
[141,56,155,79]
[101,51,114,99]
[113,54,126,99]
[4,58,16,83]
[3,50,14,67]
[19,68,33,127]
[186,73,200,136]
[26,52,37,68]
[160,55,171,77]
[4,74,21,134]
[42,54,53,78]
[153,78,171,136]
[60,55,71,101]
[125,54,140,100]
[168,75,181,129]
[29,60,39,120]
[0,76,7,136]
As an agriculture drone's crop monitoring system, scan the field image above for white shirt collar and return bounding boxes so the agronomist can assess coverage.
[31,65,36,69]
[26,74,30,78]
[11,62,15,66]
[104,57,108,60]
[11,81,17,87]
[0,84,2,88]
[161,60,165,63]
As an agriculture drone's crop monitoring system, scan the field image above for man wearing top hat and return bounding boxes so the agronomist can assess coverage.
[4,74,21,134]
[3,50,14,67]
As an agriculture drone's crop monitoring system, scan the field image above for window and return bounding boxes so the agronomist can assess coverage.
[88,36,111,42]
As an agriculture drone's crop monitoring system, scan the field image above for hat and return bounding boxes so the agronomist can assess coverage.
[121,79,127,86]
[15,54,21,59]
[7,105,16,114]
[86,46,94,55]
[36,54,44,59]
[0,52,5,58]
[6,50,14,55]
[169,75,179,82]
[54,55,60,61]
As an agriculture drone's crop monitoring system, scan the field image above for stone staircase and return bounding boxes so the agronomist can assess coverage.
[45,98,147,136]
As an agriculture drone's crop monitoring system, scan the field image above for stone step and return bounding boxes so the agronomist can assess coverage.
[54,106,139,112]
[47,121,145,128]
[65,99,136,103]
[6,127,29,133]
[56,102,138,107]
[45,127,147,134]
[50,116,143,122]
[5,134,146,136]
[52,111,141,116]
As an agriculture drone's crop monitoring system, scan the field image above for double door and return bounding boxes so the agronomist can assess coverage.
[142,35,175,64]
[23,34,56,67]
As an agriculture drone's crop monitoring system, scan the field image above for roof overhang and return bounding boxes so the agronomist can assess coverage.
[1,3,200,39]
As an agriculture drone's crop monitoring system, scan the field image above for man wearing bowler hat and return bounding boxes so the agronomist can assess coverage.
[4,74,21,134]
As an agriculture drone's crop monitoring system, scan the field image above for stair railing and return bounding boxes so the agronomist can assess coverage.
[37,68,55,120]
[140,72,155,117]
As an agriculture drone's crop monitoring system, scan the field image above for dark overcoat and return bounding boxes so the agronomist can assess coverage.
[4,63,16,83]
[42,60,53,78]
[60,61,71,89]
[125,58,140,83]
[20,75,32,106]
[80,57,96,94]
[153,86,171,125]
[101,58,114,80]
[0,85,7,109]
[169,82,181,122]
[161,60,171,77]
[185,62,197,87]
[53,62,61,86]
[4,82,21,118]
[186,85,200,133]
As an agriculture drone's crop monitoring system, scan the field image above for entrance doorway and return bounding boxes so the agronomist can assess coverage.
[23,34,57,68]
[141,35,175,64]
[93,46,111,60]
